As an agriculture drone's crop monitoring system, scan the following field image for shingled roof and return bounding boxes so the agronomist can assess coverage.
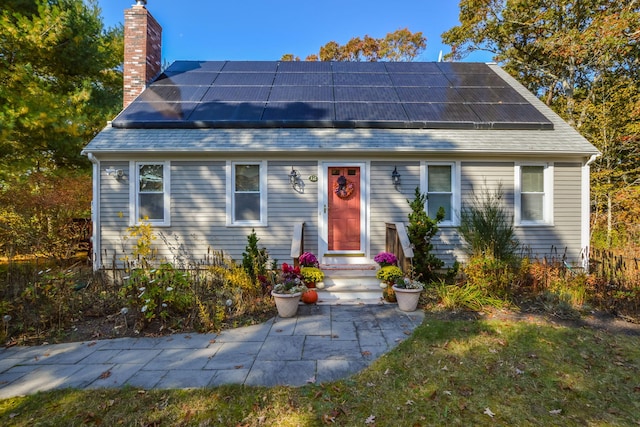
[112,61,554,130]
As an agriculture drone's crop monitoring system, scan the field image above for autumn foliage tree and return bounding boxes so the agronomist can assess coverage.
[282,28,426,62]
[442,0,640,249]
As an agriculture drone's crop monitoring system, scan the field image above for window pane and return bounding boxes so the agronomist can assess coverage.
[522,194,543,221]
[235,165,260,191]
[428,194,451,221]
[139,193,164,220]
[428,165,452,192]
[235,193,260,221]
[139,164,164,192]
[521,166,543,192]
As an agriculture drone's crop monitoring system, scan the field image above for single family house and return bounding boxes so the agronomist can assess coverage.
[82,4,599,295]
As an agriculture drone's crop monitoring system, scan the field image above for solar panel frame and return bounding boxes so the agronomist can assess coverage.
[136,85,209,103]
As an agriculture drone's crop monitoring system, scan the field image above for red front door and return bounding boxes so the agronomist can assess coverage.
[328,166,361,251]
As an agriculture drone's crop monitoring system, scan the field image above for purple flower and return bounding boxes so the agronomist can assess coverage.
[374,251,397,266]
[299,252,319,267]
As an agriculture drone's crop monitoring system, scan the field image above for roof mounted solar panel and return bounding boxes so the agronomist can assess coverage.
[437,62,493,74]
[396,87,464,103]
[332,61,386,73]
[274,73,332,85]
[388,72,451,87]
[163,61,226,73]
[113,101,199,125]
[403,103,480,123]
[202,86,271,102]
[263,101,335,121]
[136,85,208,103]
[113,61,554,130]
[269,86,334,102]
[335,86,399,102]
[278,61,332,72]
[445,72,507,87]
[213,72,276,85]
[385,62,441,73]
[221,61,278,72]
[333,72,392,86]
[456,87,527,103]
[153,71,218,86]
[335,102,407,121]
[188,101,266,122]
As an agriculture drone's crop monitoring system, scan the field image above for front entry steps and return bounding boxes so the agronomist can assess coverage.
[315,263,387,305]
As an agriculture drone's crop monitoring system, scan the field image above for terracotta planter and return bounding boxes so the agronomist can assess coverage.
[392,285,422,312]
[272,291,302,317]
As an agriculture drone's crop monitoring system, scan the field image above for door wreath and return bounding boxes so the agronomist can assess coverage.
[334,175,355,199]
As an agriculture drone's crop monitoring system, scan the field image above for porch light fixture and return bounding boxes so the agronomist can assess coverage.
[392,166,401,186]
[105,167,124,179]
[289,167,301,187]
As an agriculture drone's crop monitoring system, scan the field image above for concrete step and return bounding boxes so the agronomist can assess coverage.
[313,263,387,305]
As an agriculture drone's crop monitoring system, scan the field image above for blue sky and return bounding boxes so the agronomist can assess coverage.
[96,0,493,64]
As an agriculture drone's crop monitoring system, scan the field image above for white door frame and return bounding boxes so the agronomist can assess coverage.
[318,161,370,264]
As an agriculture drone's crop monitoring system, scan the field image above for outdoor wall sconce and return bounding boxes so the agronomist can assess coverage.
[289,167,301,187]
[105,167,124,179]
[392,166,401,186]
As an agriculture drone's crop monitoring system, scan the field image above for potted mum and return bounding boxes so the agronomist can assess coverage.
[300,266,324,304]
[271,263,307,317]
[392,277,424,312]
[376,265,403,302]
[374,251,398,267]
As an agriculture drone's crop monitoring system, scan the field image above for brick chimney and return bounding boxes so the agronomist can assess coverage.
[123,1,162,109]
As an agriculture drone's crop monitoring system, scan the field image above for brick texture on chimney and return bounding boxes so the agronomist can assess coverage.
[123,5,162,109]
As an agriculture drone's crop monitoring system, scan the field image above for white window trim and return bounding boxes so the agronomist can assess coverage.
[226,160,268,227]
[130,160,171,226]
[420,161,460,227]
[514,162,554,226]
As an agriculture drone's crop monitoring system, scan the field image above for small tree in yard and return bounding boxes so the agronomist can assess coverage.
[407,187,445,282]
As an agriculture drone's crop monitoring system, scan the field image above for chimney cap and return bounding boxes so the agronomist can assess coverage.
[135,0,147,6]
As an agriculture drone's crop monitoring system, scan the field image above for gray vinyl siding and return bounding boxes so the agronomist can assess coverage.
[98,161,130,267]
[96,158,586,270]
[370,161,420,256]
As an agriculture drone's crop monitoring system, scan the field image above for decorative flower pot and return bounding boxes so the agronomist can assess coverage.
[392,285,422,312]
[301,289,318,304]
[272,291,302,317]
[316,281,325,289]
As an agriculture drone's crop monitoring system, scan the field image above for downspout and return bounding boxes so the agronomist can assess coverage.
[86,153,101,270]
[582,154,600,269]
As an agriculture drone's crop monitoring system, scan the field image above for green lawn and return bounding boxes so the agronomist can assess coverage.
[1,316,639,426]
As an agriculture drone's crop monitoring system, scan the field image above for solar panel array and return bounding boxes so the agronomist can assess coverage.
[113,61,553,130]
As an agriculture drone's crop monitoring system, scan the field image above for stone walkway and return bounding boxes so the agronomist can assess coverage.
[0,304,424,398]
